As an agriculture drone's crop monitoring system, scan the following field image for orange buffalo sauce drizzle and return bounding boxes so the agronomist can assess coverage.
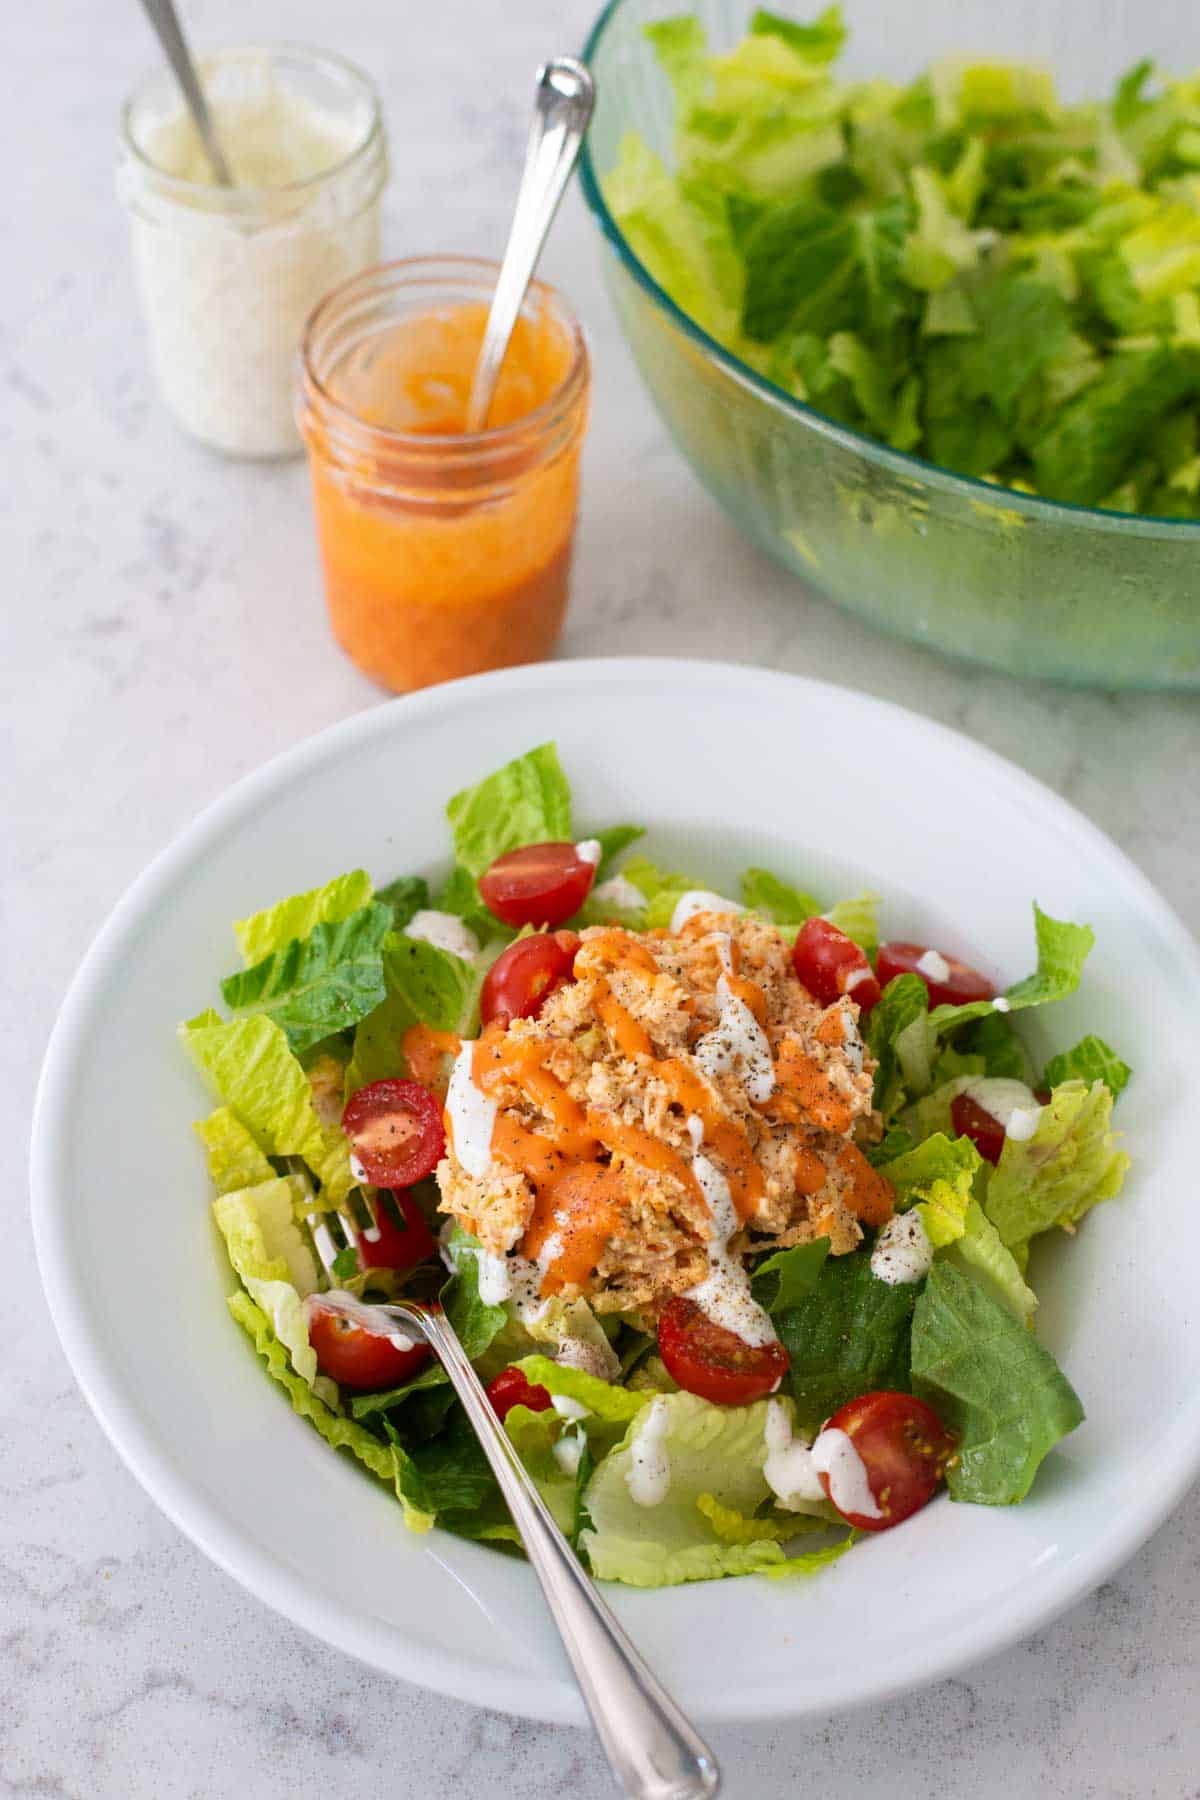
[401,1023,461,1089]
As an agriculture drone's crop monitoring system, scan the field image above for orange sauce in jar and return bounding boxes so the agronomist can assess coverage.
[299,259,589,692]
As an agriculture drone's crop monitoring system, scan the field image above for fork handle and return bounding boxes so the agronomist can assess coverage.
[415,1310,720,1800]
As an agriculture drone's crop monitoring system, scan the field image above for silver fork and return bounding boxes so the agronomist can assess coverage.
[307,1200,721,1800]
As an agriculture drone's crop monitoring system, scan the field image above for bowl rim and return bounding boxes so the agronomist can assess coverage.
[29,655,1200,1725]
[577,0,1200,538]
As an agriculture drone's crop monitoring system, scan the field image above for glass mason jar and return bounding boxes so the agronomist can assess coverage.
[297,257,591,692]
[119,45,386,458]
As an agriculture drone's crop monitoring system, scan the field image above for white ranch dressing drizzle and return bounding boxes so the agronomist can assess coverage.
[963,1077,1042,1140]
[405,909,480,961]
[992,996,1012,1013]
[625,1396,672,1505]
[692,978,776,1104]
[574,839,603,866]
[811,1427,883,1520]
[681,1117,778,1350]
[844,964,876,997]
[670,889,744,933]
[916,949,952,984]
[870,1210,934,1286]
[552,1429,585,1478]
[763,1398,825,1510]
[591,874,646,912]
[308,1289,418,1353]
[551,1394,591,1421]
[445,1039,497,1179]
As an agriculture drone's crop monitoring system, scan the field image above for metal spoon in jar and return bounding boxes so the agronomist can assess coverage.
[465,56,596,433]
[137,0,235,187]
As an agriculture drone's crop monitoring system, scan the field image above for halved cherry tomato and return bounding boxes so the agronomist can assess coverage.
[486,1366,553,1422]
[479,842,596,928]
[356,1188,437,1272]
[821,1391,956,1531]
[950,1092,1007,1165]
[657,1296,790,1406]
[877,941,995,1009]
[480,930,580,1028]
[342,1079,445,1187]
[305,1296,431,1391]
[792,917,881,1013]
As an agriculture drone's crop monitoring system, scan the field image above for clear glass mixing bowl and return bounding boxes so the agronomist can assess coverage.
[579,0,1200,687]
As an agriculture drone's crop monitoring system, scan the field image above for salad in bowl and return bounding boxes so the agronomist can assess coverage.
[182,743,1130,1587]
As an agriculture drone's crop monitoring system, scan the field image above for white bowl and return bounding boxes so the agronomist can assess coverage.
[31,658,1200,1726]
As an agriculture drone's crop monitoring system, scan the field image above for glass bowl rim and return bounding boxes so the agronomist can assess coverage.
[577,0,1200,538]
[120,41,385,204]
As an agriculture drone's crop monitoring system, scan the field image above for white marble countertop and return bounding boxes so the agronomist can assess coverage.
[8,0,1200,1794]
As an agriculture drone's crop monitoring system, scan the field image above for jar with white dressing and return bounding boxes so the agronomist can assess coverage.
[118,45,387,457]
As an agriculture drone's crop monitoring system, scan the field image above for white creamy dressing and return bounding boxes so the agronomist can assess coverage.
[349,1152,369,1186]
[992,996,1012,1013]
[844,964,876,997]
[574,839,603,866]
[681,1117,778,1351]
[405,909,480,961]
[625,1396,673,1505]
[692,977,776,1104]
[445,1039,496,1179]
[308,1289,418,1354]
[870,1210,934,1286]
[670,889,744,933]
[915,949,952,984]
[551,1394,591,1422]
[591,874,646,913]
[124,63,382,456]
[811,1428,883,1520]
[963,1077,1043,1142]
[763,1399,826,1510]
[552,1429,585,1478]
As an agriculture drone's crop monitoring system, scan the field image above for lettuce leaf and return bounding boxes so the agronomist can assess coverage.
[589,824,646,878]
[740,866,822,924]
[895,905,1094,1097]
[751,1236,830,1312]
[212,1176,327,1395]
[229,1291,394,1481]
[1043,1034,1132,1098]
[194,1106,275,1194]
[446,743,572,877]
[345,933,482,1092]
[879,1131,1036,1320]
[615,853,705,929]
[824,892,880,954]
[376,876,429,932]
[911,1262,1084,1504]
[181,1011,355,1203]
[220,902,392,1057]
[867,972,929,1116]
[504,1404,579,1535]
[581,1393,791,1585]
[233,871,373,967]
[984,1079,1130,1252]
[774,1249,918,1432]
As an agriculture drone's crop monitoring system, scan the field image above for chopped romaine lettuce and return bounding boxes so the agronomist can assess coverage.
[220,902,392,1057]
[774,1248,918,1432]
[911,1263,1084,1503]
[446,743,572,876]
[740,865,822,924]
[194,1106,275,1194]
[751,1236,830,1312]
[213,1177,327,1395]
[345,934,483,1093]
[375,876,429,932]
[984,1079,1130,1252]
[233,870,373,967]
[181,1010,355,1203]
[1043,1034,1132,1097]
[605,12,1200,514]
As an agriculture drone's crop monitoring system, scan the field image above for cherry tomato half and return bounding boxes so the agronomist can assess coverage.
[950,1092,1007,1165]
[486,1366,553,1422]
[356,1188,437,1272]
[479,842,596,929]
[480,930,580,1028]
[342,1079,446,1187]
[305,1296,431,1392]
[876,941,995,1009]
[821,1391,956,1531]
[792,917,881,1013]
[657,1296,790,1406]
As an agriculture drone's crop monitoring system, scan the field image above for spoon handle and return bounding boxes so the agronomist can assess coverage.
[465,57,595,433]
[392,1302,721,1800]
[138,0,235,187]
